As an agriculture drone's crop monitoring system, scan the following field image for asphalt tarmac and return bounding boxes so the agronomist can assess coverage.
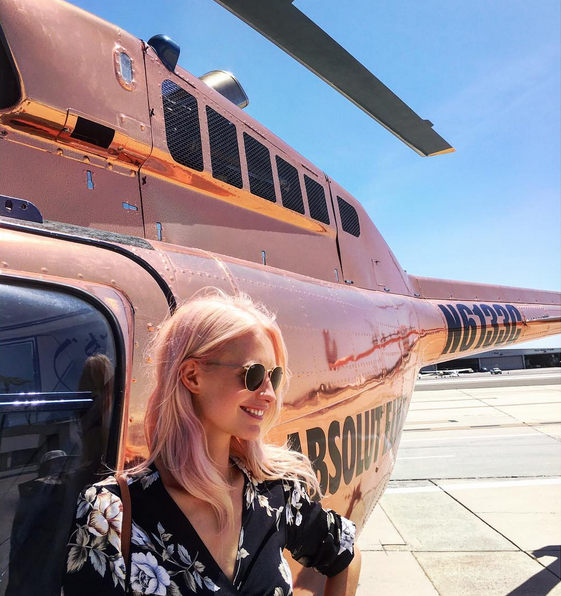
[356,368,561,596]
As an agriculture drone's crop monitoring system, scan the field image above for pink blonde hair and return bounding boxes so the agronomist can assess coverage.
[129,288,320,529]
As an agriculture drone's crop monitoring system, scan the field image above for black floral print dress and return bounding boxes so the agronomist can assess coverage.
[62,462,356,596]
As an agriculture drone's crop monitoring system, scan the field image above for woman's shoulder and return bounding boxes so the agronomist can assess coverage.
[80,466,161,498]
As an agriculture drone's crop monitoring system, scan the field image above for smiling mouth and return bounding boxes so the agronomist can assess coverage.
[240,406,265,420]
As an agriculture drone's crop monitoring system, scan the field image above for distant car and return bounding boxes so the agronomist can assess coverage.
[490,367,502,375]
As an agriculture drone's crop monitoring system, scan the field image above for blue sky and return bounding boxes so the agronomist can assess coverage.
[75,0,560,348]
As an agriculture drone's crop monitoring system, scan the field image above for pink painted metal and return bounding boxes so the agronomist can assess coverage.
[0,1,559,593]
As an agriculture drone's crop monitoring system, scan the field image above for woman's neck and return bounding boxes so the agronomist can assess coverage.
[205,431,234,483]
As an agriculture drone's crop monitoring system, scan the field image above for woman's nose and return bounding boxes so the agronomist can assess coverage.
[258,377,277,403]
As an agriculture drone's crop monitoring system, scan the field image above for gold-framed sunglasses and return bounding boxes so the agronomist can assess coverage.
[203,361,283,392]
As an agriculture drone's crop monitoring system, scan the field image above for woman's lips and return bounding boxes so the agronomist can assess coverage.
[240,406,265,420]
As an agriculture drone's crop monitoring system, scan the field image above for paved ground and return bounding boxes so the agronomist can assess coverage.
[356,369,561,596]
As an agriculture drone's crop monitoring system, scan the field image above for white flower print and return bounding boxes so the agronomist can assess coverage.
[278,549,292,587]
[285,480,307,527]
[76,485,97,519]
[132,520,156,550]
[237,527,249,560]
[130,552,171,595]
[109,556,127,589]
[86,489,123,550]
[337,515,355,555]
[141,471,160,489]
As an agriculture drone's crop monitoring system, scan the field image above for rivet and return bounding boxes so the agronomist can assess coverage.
[147,323,154,332]
[78,273,84,279]
[41,267,48,273]
[131,378,137,383]
[56,148,63,156]
[83,156,90,163]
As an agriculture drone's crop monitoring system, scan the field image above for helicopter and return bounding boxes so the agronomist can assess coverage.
[0,0,559,594]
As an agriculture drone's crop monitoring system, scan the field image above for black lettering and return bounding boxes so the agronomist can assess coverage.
[287,432,302,454]
[356,413,364,477]
[438,304,463,354]
[364,408,375,470]
[389,400,399,448]
[458,304,477,351]
[342,416,356,485]
[481,303,499,347]
[493,304,510,345]
[505,304,522,342]
[383,401,393,455]
[327,421,342,495]
[373,406,383,465]
[471,304,487,349]
[306,427,328,495]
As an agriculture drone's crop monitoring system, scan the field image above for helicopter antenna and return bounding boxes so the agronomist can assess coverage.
[213,0,454,157]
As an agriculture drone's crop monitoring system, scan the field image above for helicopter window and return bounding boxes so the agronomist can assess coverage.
[337,196,361,237]
[304,175,330,225]
[0,281,120,596]
[162,79,204,172]
[243,133,276,203]
[206,107,243,189]
[0,33,20,109]
[275,157,305,214]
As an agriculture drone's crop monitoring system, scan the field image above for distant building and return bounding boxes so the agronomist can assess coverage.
[421,348,561,373]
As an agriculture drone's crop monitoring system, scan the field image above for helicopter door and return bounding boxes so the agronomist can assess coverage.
[0,280,123,596]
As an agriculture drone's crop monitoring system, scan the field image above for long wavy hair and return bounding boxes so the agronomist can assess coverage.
[129,288,320,529]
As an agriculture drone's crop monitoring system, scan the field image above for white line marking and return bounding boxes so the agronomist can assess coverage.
[386,478,561,495]
[402,433,553,443]
[399,455,456,460]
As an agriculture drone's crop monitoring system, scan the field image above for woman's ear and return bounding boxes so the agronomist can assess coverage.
[179,359,201,394]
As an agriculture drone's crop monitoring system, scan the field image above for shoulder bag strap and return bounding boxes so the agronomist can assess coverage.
[117,474,132,591]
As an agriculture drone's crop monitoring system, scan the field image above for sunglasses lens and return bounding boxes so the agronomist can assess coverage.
[270,366,283,391]
[245,364,266,392]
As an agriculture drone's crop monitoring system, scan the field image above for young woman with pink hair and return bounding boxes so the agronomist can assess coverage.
[63,289,361,596]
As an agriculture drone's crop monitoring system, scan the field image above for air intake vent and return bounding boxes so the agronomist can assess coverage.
[206,107,243,189]
[244,133,276,202]
[162,80,204,171]
[70,117,115,148]
[304,176,330,224]
[337,196,360,237]
[276,157,304,214]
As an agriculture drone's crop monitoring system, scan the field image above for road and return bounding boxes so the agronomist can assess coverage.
[357,368,561,596]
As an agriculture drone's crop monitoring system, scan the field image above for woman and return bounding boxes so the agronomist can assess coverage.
[63,290,361,595]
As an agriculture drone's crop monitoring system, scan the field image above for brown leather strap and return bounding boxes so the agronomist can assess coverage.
[117,475,132,589]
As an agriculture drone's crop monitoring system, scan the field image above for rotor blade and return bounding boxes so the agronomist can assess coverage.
[213,0,454,157]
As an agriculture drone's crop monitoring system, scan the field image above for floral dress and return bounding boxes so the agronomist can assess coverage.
[62,462,356,596]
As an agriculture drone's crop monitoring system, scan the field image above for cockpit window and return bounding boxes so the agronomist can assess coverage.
[0,282,120,596]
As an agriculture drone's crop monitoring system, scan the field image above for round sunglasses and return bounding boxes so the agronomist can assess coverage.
[203,361,283,392]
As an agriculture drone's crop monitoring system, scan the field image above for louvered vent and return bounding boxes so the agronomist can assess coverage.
[276,157,304,214]
[206,107,243,189]
[304,175,330,224]
[244,133,276,202]
[162,80,204,171]
[337,196,361,237]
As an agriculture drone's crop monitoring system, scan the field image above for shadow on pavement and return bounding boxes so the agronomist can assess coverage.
[506,546,560,596]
